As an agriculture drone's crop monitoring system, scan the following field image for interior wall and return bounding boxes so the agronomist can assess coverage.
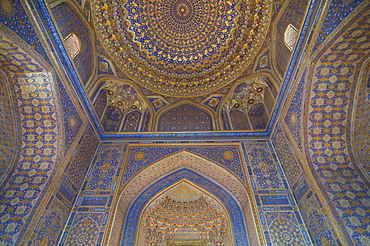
[51,1,95,85]
[274,2,370,245]
[0,1,99,244]
[0,29,64,245]
[60,141,312,246]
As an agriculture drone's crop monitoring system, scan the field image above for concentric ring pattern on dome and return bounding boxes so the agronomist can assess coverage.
[93,0,272,96]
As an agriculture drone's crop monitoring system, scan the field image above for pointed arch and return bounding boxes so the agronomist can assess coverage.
[106,151,262,246]
[123,169,244,245]
[154,99,217,131]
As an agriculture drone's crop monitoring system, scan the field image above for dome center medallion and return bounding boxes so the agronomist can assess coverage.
[172,0,194,22]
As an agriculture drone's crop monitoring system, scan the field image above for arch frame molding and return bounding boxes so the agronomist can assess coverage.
[105,150,264,246]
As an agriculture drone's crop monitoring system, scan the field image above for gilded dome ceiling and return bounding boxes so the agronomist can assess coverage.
[93,0,272,97]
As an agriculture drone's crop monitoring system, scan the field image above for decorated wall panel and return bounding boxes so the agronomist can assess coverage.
[57,77,84,154]
[279,3,370,245]
[272,123,340,245]
[352,61,370,181]
[93,89,107,119]
[230,110,250,130]
[223,76,274,131]
[275,0,310,76]
[121,169,248,246]
[242,141,312,245]
[63,126,99,195]
[59,141,312,246]
[29,196,70,246]
[0,0,48,60]
[96,81,148,133]
[158,104,213,131]
[52,2,94,84]
[110,147,256,246]
[314,0,365,48]
[0,30,62,245]
[102,106,123,132]
[60,143,126,246]
[122,111,141,132]
[302,6,370,244]
[0,70,19,188]
[283,72,306,150]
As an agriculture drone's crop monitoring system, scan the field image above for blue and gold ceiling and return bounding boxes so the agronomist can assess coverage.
[93,0,272,97]
[45,0,309,135]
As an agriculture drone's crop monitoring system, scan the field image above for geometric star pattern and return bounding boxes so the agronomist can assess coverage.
[305,7,370,244]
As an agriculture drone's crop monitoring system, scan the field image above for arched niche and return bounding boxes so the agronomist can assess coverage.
[93,89,107,119]
[106,151,262,246]
[155,100,217,132]
[136,180,234,245]
[221,75,277,130]
[249,103,268,130]
[122,169,247,246]
[91,78,153,132]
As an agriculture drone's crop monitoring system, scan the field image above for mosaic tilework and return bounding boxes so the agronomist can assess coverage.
[245,144,282,189]
[284,72,306,150]
[275,0,310,76]
[148,97,167,111]
[301,194,338,246]
[0,0,48,60]
[93,89,107,119]
[256,50,271,71]
[64,126,99,191]
[87,147,122,191]
[304,6,370,244]
[0,70,18,187]
[273,124,303,186]
[123,145,246,183]
[97,56,114,75]
[314,0,364,48]
[352,62,370,181]
[203,96,223,111]
[62,143,125,246]
[275,122,340,243]
[62,213,104,246]
[57,77,83,153]
[52,2,94,84]
[122,169,249,246]
[308,208,337,245]
[29,196,70,246]
[230,110,250,130]
[0,31,61,245]
[122,111,141,132]
[242,140,312,245]
[141,110,150,132]
[265,212,306,246]
[110,149,258,246]
[102,106,123,132]
[158,104,213,131]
